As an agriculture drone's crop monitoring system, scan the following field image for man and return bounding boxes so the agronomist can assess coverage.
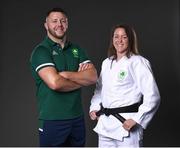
[30,7,97,147]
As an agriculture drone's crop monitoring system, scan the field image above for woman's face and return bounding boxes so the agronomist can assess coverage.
[113,27,129,55]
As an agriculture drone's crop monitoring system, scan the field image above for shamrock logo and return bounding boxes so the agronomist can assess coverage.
[118,70,127,80]
[72,48,78,58]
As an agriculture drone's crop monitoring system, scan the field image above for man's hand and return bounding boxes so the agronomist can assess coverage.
[78,63,92,71]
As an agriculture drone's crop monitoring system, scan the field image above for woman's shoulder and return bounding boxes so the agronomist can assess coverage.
[100,57,112,71]
[129,54,151,69]
[102,57,112,64]
[130,54,149,63]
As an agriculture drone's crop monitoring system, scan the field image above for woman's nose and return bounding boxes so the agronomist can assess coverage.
[118,38,123,43]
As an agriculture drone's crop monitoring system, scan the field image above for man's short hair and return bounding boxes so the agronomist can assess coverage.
[46,7,68,18]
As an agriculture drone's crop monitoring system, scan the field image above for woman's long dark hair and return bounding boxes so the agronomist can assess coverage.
[108,24,139,59]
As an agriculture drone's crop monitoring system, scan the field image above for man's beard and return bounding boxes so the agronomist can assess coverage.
[48,28,66,40]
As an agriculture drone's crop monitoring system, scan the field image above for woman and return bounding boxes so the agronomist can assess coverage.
[89,24,160,147]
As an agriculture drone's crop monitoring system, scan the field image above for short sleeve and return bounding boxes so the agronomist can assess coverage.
[30,46,55,72]
[78,48,91,64]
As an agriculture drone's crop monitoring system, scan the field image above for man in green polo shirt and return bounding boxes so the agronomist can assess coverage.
[30,7,97,147]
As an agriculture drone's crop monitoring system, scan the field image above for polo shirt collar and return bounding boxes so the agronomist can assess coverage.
[45,36,71,50]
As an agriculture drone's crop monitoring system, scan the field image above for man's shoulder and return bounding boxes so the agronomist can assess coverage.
[30,42,51,63]
[32,40,50,54]
[32,37,52,51]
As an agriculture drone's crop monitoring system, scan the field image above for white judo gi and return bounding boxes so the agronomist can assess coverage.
[90,55,160,147]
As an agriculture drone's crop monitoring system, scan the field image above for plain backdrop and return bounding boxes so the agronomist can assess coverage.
[0,0,179,146]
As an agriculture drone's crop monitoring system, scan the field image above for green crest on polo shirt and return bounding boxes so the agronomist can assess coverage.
[72,48,78,58]
[118,70,127,80]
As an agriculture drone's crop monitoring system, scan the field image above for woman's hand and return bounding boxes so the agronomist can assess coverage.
[89,111,99,120]
[123,119,137,131]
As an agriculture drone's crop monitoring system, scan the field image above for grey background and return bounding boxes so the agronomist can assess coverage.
[0,0,179,146]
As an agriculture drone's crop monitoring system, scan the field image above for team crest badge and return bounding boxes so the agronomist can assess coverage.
[52,50,58,55]
[72,48,78,58]
[118,70,127,80]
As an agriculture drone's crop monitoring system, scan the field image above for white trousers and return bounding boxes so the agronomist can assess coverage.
[98,125,143,148]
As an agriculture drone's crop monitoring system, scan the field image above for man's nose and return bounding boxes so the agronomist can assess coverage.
[57,21,63,26]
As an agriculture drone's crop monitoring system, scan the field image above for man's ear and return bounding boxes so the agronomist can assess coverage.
[44,22,48,30]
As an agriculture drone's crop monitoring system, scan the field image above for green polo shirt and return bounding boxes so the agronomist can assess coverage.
[30,36,90,120]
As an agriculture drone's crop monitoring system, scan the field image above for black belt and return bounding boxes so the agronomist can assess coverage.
[96,102,141,123]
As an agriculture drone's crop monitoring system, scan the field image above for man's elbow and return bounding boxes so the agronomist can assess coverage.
[47,79,62,91]
[92,73,98,83]
[89,71,98,84]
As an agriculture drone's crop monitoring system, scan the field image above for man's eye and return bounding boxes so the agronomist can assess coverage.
[61,20,66,23]
[52,20,58,23]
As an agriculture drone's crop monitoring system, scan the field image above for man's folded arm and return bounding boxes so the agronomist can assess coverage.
[59,63,98,86]
[38,66,82,92]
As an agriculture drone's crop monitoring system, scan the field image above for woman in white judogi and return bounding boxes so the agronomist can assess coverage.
[89,24,160,147]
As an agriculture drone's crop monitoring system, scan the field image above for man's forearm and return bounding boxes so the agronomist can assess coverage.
[55,76,82,92]
[38,66,82,92]
[60,68,98,86]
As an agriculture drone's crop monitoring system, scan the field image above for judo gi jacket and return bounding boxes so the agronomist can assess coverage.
[90,55,160,141]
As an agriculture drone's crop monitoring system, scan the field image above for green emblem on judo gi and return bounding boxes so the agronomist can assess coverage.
[72,48,78,58]
[118,70,127,80]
